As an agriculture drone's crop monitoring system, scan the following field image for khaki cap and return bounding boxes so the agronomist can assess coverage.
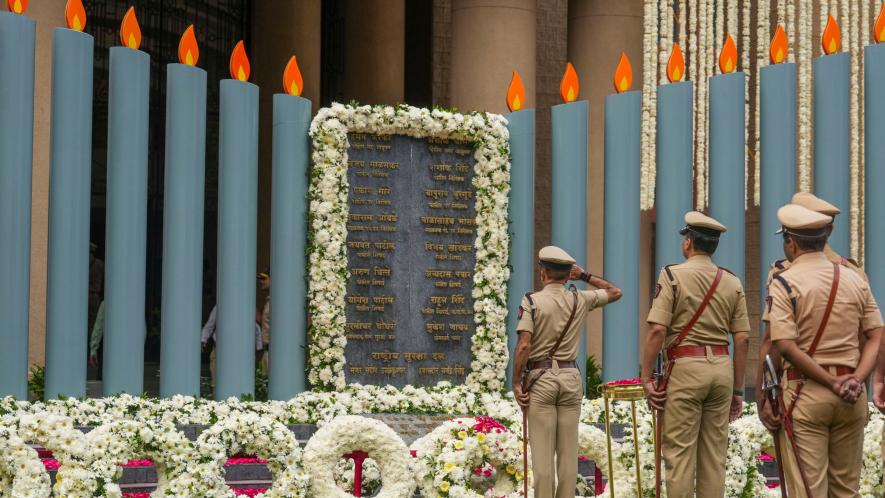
[776,204,831,236]
[538,246,576,267]
[791,192,840,217]
[680,211,727,238]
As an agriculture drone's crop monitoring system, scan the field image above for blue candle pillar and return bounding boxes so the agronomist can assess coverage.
[708,44,746,282]
[216,41,259,400]
[865,38,885,309]
[655,46,693,274]
[160,26,207,398]
[0,8,35,399]
[602,55,640,382]
[269,57,311,399]
[759,27,796,312]
[551,63,588,377]
[45,16,94,399]
[103,8,150,396]
[504,71,534,385]
[813,17,850,255]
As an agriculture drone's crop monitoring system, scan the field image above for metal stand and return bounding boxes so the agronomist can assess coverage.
[602,382,652,498]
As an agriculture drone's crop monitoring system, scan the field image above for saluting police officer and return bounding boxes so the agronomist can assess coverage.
[512,246,622,498]
[765,204,882,497]
[641,211,751,498]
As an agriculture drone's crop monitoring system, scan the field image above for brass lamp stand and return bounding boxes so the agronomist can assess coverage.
[602,381,652,498]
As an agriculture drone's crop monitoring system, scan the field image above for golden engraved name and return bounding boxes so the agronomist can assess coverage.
[375,320,396,330]
[373,296,395,305]
[426,323,445,332]
[381,366,406,375]
[449,323,469,332]
[347,295,369,305]
[453,190,473,200]
[458,218,477,226]
[425,242,444,251]
[448,243,472,252]
[374,241,395,250]
[349,214,374,222]
[377,213,399,223]
[430,163,452,172]
[349,160,365,168]
[368,161,400,169]
[353,187,374,194]
[432,352,446,361]
[451,294,466,304]
[348,241,372,249]
[371,351,400,362]
[421,216,455,225]
[424,189,449,200]
[430,296,448,305]
[373,266,391,277]
[346,322,372,330]
[455,271,471,279]
[351,268,370,276]
[404,352,428,362]
[425,269,453,278]
[378,187,391,196]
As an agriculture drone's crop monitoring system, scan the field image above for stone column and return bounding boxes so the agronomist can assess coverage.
[252,0,322,292]
[449,0,536,113]
[343,0,405,105]
[27,0,66,373]
[567,0,646,370]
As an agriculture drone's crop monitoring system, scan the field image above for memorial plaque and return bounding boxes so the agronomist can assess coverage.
[344,133,477,387]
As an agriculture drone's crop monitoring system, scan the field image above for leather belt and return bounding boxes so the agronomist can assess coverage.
[786,365,854,381]
[667,344,730,360]
[528,359,578,370]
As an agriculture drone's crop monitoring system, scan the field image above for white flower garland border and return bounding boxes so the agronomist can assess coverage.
[307,103,512,393]
[193,412,309,498]
[409,417,527,498]
[303,415,416,498]
[0,424,51,498]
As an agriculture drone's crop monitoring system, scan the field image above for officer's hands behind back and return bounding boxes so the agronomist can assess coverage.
[644,381,666,411]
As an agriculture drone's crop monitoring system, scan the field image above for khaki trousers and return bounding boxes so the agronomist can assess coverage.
[527,367,583,498]
[777,379,867,498]
[662,355,733,498]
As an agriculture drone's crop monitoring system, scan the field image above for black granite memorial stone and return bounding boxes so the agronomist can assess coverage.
[344,133,477,387]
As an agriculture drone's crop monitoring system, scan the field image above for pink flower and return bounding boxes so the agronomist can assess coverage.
[766,483,781,489]
[757,452,774,462]
[41,459,60,471]
[122,460,154,467]
[483,469,492,478]
[410,450,417,457]
[606,378,644,386]
[226,457,269,466]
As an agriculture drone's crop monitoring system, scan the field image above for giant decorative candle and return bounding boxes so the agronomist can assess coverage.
[760,25,796,312]
[45,0,94,399]
[215,41,259,400]
[269,56,310,399]
[813,16,850,254]
[103,7,150,396]
[655,44,693,273]
[708,35,746,282]
[159,26,206,398]
[602,53,640,382]
[504,70,534,385]
[551,63,589,377]
[0,0,35,399]
[865,7,885,307]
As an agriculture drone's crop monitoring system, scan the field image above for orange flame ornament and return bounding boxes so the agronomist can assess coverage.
[7,0,27,14]
[65,0,86,31]
[178,25,199,66]
[120,7,142,50]
[874,2,884,44]
[230,41,250,82]
[719,34,737,73]
[506,71,525,112]
[283,56,304,96]
[769,25,789,64]
[667,43,685,82]
[822,15,841,54]
[560,63,579,103]
[613,53,633,93]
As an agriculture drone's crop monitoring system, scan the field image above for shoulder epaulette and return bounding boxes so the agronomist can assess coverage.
[719,266,736,276]
[523,292,537,319]
[771,274,798,313]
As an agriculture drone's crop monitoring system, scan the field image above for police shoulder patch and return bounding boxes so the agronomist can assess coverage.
[765,295,773,313]
[517,306,524,319]
[654,283,662,298]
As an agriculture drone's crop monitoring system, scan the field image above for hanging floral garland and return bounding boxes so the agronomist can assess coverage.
[641,0,659,210]
[848,0,862,261]
[754,0,768,207]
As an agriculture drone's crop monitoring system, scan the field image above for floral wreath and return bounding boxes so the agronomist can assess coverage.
[14,412,98,498]
[194,412,309,498]
[85,419,203,498]
[302,415,415,498]
[0,424,51,497]
[307,103,512,393]
[410,416,528,497]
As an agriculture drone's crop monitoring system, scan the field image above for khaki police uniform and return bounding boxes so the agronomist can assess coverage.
[517,246,610,498]
[647,212,751,498]
[763,194,867,323]
[767,204,884,497]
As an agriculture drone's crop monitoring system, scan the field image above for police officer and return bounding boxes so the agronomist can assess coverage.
[641,211,751,498]
[512,246,622,498]
[765,204,882,497]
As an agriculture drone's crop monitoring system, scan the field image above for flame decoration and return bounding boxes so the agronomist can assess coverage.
[560,63,579,103]
[178,25,199,66]
[65,0,86,31]
[613,52,633,93]
[822,15,841,55]
[7,0,27,14]
[719,34,737,73]
[283,56,304,96]
[120,7,142,50]
[506,70,525,112]
[874,2,884,44]
[667,43,685,83]
[229,41,251,82]
[769,25,789,64]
